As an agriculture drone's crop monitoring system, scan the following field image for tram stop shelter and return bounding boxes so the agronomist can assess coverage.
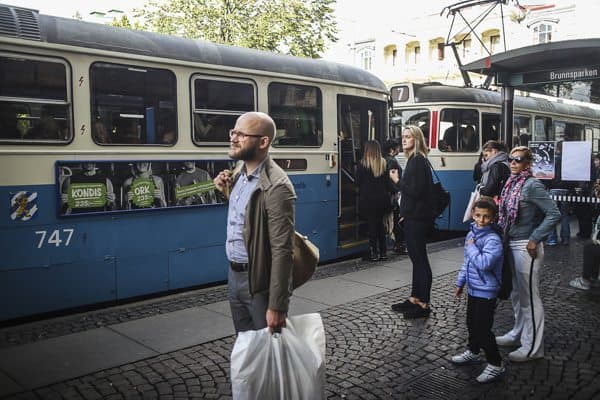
[461,38,600,149]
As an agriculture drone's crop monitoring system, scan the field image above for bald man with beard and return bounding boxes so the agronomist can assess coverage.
[214,112,297,334]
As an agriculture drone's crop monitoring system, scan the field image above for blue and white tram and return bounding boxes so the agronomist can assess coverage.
[390,82,600,231]
[0,4,389,322]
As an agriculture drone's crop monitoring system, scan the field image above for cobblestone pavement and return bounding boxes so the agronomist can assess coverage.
[3,239,600,399]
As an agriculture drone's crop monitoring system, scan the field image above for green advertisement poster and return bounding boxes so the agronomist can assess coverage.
[131,178,156,207]
[68,183,107,209]
[175,181,216,200]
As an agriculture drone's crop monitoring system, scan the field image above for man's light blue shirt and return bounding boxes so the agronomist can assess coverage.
[225,162,264,263]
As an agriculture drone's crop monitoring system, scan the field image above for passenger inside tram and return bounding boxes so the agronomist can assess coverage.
[92,117,111,144]
[0,106,21,139]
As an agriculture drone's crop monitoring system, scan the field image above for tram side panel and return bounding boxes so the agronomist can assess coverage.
[0,157,232,321]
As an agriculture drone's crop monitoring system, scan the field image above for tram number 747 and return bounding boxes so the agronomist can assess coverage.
[35,229,74,248]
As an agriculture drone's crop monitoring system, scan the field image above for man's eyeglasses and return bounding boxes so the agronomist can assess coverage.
[229,129,264,140]
[508,156,526,163]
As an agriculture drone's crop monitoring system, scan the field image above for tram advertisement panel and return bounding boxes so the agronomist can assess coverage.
[530,141,555,180]
[56,160,233,216]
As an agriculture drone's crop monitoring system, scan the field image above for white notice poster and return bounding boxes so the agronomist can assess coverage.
[562,141,591,181]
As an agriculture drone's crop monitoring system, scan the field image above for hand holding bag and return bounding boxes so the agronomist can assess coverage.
[462,185,481,223]
[231,313,326,400]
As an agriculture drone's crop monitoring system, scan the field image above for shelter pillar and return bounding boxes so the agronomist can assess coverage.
[501,85,514,149]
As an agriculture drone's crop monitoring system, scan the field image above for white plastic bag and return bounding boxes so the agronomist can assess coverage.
[231,313,326,400]
[462,185,481,223]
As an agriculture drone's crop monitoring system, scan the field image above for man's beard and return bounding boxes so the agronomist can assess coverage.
[229,142,259,161]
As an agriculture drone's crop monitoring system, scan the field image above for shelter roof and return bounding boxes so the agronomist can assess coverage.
[461,38,600,87]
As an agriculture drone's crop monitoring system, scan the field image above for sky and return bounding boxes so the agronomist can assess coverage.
[3,0,449,62]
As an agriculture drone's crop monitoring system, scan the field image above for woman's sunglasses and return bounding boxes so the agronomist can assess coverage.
[508,156,526,163]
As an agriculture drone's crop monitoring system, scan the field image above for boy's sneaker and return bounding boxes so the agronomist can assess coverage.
[451,350,483,365]
[569,277,590,290]
[476,363,506,383]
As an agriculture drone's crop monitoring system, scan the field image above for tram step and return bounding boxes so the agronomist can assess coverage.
[340,205,356,215]
[341,184,358,193]
[339,221,365,230]
[339,239,369,249]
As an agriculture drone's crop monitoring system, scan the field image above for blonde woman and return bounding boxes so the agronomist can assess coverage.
[356,140,398,261]
[390,125,434,319]
[496,146,560,362]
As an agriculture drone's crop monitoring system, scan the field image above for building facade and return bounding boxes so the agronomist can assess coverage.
[340,1,600,88]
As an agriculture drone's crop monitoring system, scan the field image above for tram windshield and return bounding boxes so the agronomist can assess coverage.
[390,108,430,141]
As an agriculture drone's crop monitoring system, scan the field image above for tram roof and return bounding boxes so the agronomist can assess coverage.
[461,39,600,89]
[404,83,600,120]
[0,4,388,93]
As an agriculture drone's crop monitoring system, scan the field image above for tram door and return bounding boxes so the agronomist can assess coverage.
[337,95,387,250]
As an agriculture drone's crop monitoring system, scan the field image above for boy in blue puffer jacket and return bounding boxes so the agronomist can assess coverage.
[451,197,506,383]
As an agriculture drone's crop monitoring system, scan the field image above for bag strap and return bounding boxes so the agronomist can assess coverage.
[426,158,442,183]
[426,158,452,228]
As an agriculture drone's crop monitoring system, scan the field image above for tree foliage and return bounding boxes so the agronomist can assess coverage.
[131,0,338,58]
[110,15,145,30]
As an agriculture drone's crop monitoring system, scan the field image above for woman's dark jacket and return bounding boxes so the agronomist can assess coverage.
[356,164,394,218]
[399,153,433,220]
[479,161,510,197]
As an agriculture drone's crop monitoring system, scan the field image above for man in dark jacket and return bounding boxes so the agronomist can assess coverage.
[213,112,296,333]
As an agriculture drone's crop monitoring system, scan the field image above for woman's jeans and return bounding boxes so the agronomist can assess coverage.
[404,218,433,303]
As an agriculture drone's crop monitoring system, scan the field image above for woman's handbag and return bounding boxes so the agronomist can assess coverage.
[462,185,481,223]
[426,160,451,219]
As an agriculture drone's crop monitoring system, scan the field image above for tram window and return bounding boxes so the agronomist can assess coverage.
[269,83,323,147]
[554,120,584,141]
[90,63,177,145]
[439,108,479,152]
[192,77,255,144]
[513,115,531,146]
[0,55,70,143]
[534,116,553,141]
[390,108,429,143]
[482,113,500,143]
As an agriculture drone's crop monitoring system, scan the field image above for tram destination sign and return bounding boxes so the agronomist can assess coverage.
[522,65,600,85]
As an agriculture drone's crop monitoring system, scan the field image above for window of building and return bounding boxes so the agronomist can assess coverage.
[490,34,500,54]
[269,83,323,147]
[192,77,255,144]
[359,49,373,71]
[0,54,71,143]
[90,63,176,145]
[437,43,445,61]
[392,49,398,66]
[413,46,421,64]
[534,23,553,44]
[439,108,479,152]
[462,37,472,58]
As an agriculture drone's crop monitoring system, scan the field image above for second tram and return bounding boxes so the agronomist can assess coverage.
[390,82,600,231]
